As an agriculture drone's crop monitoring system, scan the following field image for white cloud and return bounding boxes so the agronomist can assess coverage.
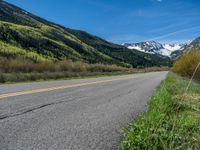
[150,26,200,41]
[148,23,187,33]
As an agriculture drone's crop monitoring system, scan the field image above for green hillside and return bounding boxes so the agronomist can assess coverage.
[0,0,171,68]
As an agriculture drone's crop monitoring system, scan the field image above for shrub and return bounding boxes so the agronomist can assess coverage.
[172,50,200,81]
[0,56,128,73]
[0,56,34,72]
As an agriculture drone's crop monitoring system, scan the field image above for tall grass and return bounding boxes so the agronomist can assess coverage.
[0,72,126,83]
[0,56,131,83]
[172,50,200,81]
[0,56,128,73]
[0,56,168,83]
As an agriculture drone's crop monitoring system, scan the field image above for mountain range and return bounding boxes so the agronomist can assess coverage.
[123,41,190,58]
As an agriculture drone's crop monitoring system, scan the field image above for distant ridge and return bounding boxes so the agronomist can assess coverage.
[186,37,200,50]
[171,37,200,59]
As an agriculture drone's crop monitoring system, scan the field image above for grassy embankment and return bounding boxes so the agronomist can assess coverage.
[119,72,200,149]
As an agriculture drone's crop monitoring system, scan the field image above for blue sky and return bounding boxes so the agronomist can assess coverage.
[5,0,200,44]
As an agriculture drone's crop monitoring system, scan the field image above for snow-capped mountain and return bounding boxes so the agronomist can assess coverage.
[186,37,200,49]
[124,41,189,57]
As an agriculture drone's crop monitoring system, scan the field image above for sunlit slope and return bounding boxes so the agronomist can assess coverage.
[0,0,171,67]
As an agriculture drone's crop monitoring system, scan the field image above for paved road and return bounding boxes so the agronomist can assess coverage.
[0,72,167,150]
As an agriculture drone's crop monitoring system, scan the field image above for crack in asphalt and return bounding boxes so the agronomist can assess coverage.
[0,75,151,121]
[0,96,87,120]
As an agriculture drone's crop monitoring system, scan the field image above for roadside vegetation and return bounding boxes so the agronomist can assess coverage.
[0,56,168,83]
[172,49,200,81]
[0,56,128,73]
[0,56,130,83]
[119,72,200,150]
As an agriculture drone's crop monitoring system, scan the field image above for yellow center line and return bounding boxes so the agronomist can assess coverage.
[0,76,135,99]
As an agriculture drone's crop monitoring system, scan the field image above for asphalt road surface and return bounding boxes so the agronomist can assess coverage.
[0,71,167,150]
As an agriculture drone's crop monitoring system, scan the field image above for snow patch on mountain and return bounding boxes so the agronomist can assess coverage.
[127,45,154,54]
[163,44,182,51]
[127,45,142,50]
[124,41,189,57]
[159,49,171,56]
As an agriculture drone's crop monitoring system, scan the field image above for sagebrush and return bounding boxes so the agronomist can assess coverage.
[172,50,200,81]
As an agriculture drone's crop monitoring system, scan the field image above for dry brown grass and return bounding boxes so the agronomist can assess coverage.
[0,56,128,73]
[0,56,169,83]
[172,50,200,81]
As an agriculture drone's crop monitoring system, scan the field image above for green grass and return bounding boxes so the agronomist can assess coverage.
[0,71,128,84]
[0,67,168,84]
[119,72,200,150]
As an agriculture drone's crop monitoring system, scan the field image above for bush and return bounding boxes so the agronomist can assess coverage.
[172,50,200,81]
[0,56,33,72]
[0,56,128,73]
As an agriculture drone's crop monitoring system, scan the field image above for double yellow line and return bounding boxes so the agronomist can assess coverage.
[0,76,135,99]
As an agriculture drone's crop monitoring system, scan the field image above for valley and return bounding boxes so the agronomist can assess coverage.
[0,0,200,150]
[0,1,171,70]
